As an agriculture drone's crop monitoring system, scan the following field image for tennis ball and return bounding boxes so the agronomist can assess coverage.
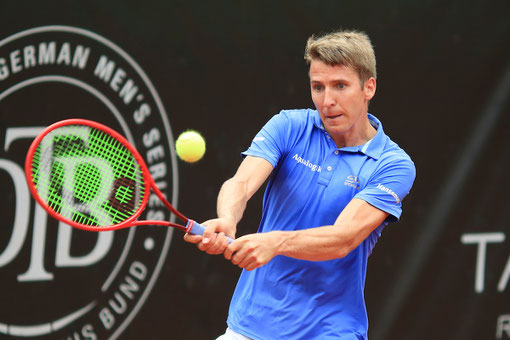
[175,130,206,162]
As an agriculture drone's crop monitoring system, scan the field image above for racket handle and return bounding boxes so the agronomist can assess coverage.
[186,220,234,244]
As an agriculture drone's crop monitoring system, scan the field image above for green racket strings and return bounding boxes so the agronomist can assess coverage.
[31,125,145,227]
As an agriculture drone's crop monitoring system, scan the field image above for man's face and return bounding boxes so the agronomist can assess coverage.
[309,59,375,142]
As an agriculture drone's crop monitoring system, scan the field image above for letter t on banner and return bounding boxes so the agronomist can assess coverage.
[461,232,505,293]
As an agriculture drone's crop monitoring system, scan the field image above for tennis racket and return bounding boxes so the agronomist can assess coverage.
[24,118,233,242]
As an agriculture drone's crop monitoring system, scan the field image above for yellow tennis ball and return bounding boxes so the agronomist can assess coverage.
[175,130,206,162]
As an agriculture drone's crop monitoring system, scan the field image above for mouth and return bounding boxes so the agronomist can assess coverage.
[325,113,343,120]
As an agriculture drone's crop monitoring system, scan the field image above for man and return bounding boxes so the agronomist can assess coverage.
[185,29,416,340]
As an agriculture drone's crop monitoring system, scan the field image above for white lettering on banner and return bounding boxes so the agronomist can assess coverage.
[66,324,97,340]
[461,232,505,293]
[292,153,322,172]
[0,25,176,338]
[133,103,151,124]
[17,203,54,281]
[143,127,169,203]
[10,49,22,73]
[55,223,113,267]
[144,128,168,181]
[38,126,116,226]
[0,42,90,81]
[55,155,115,225]
[4,127,45,150]
[0,127,114,282]
[94,55,139,105]
[0,57,9,80]
[39,41,56,64]
[36,126,91,202]
[98,261,147,330]
[0,159,31,266]
[497,315,510,339]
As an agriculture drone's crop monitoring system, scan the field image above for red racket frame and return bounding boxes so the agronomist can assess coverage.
[24,118,193,233]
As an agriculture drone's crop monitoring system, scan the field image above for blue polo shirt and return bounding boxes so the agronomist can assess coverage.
[227,109,416,340]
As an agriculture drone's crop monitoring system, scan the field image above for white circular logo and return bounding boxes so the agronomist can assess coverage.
[0,25,179,339]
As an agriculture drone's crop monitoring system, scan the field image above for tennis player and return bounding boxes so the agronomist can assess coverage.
[185,29,416,340]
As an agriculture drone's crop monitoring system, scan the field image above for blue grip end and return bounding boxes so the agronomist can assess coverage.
[187,220,234,244]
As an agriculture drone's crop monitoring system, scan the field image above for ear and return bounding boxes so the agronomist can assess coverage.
[364,77,376,100]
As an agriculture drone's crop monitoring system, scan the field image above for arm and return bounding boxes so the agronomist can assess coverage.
[224,198,388,271]
[225,149,416,270]
[183,156,273,253]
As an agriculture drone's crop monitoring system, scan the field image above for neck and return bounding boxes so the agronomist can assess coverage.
[331,114,377,148]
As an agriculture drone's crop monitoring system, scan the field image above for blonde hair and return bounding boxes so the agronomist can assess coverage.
[304,30,377,86]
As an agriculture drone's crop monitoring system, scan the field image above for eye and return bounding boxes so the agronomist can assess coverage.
[336,83,346,89]
[312,84,323,92]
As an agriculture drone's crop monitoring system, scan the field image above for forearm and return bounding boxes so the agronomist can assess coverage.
[186,157,272,254]
[216,177,250,227]
[274,199,389,261]
[225,199,388,270]
[273,225,359,261]
[224,225,359,271]
[216,156,274,229]
[184,177,251,251]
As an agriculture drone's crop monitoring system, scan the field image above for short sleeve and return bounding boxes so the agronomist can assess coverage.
[355,157,416,222]
[241,112,292,167]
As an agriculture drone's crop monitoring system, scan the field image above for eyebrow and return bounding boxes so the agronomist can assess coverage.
[310,78,349,84]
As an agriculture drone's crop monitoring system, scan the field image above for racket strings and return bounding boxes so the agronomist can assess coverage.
[88,127,145,225]
[100,133,143,223]
[32,125,146,227]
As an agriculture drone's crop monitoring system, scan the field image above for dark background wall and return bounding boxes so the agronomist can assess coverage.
[0,1,509,339]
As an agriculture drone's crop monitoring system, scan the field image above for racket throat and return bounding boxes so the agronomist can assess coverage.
[185,220,195,233]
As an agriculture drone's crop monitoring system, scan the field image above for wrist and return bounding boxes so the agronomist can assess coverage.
[272,230,295,256]
[219,215,237,225]
[217,215,237,236]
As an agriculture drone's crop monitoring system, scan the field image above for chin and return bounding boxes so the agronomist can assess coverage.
[326,123,350,135]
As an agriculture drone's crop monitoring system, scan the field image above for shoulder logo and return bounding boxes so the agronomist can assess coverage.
[0,26,178,339]
[376,183,401,204]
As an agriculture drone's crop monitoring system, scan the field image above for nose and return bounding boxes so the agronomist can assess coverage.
[323,88,336,107]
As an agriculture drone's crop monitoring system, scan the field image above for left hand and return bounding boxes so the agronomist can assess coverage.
[224,232,280,271]
[183,217,235,255]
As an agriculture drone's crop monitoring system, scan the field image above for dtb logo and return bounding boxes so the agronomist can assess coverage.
[0,26,178,339]
[1,126,114,282]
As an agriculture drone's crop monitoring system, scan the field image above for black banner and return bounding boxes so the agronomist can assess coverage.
[0,1,509,339]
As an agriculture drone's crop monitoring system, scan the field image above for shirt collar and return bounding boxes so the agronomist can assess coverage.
[312,110,386,160]
[361,113,385,160]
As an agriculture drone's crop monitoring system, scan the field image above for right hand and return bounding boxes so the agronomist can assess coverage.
[183,217,236,255]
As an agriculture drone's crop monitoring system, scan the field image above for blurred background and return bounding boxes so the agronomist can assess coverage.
[0,0,509,339]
